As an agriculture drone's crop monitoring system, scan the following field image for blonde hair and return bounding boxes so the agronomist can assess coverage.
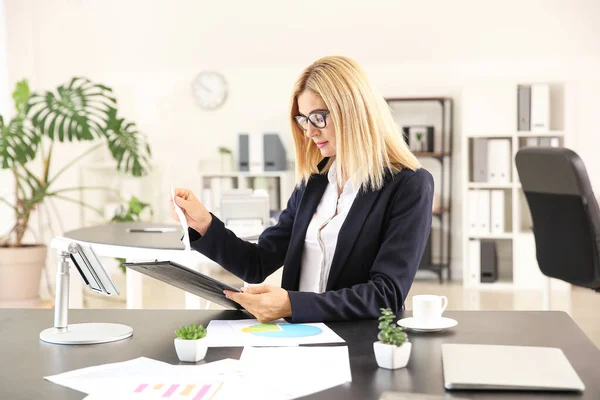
[289,56,421,191]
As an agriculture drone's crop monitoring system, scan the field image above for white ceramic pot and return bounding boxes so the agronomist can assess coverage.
[174,337,208,362]
[373,341,412,370]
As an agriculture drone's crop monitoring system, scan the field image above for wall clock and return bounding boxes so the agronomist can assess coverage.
[191,71,228,110]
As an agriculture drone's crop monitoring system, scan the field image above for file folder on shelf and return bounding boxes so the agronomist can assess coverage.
[518,85,531,131]
[490,190,505,234]
[477,190,491,235]
[468,239,481,285]
[468,190,479,235]
[487,139,511,183]
[471,138,488,182]
[531,83,550,132]
[480,240,498,283]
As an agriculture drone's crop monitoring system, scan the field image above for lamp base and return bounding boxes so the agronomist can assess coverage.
[40,323,133,345]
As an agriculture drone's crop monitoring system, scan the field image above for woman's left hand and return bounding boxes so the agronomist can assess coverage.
[224,284,292,323]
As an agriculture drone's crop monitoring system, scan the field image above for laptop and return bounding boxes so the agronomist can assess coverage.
[442,344,585,392]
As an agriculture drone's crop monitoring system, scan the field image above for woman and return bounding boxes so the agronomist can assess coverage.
[171,56,434,323]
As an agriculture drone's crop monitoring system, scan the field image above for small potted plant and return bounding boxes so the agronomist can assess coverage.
[415,131,424,151]
[218,146,234,172]
[174,323,208,362]
[373,308,411,369]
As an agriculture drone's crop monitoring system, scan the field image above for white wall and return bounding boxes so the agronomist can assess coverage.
[0,0,14,238]
[3,0,600,280]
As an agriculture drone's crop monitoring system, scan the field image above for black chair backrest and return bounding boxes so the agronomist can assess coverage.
[515,147,600,290]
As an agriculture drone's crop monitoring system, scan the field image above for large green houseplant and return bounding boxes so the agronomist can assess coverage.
[0,77,151,304]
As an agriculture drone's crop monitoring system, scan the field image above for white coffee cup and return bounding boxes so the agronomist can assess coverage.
[412,295,448,325]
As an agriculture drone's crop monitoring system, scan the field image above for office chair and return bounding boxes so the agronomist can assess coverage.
[515,147,600,292]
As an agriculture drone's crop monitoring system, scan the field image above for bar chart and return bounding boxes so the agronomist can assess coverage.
[130,381,222,399]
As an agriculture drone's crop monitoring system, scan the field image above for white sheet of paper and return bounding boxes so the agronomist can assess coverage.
[45,357,175,394]
[171,183,190,251]
[206,319,345,347]
[47,358,245,398]
[239,346,352,399]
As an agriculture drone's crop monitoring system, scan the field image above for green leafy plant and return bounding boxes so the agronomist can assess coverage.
[217,146,232,154]
[111,196,153,223]
[112,196,153,273]
[175,323,207,340]
[377,308,407,347]
[0,78,152,247]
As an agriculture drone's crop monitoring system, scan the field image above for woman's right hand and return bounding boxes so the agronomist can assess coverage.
[170,188,213,235]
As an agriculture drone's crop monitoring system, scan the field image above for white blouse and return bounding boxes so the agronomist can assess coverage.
[298,161,359,293]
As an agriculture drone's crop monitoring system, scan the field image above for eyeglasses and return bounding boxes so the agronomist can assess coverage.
[293,110,330,131]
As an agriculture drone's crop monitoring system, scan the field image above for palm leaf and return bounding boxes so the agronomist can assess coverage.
[12,79,31,117]
[28,77,116,142]
[0,115,40,169]
[104,112,152,177]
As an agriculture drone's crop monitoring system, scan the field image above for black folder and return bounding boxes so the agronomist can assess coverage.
[123,260,243,310]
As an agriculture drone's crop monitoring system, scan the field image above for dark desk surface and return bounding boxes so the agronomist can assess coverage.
[1,309,599,400]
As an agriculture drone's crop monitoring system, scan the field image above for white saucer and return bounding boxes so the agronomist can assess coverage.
[397,317,458,332]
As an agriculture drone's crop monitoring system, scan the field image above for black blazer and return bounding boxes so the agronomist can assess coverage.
[190,161,434,323]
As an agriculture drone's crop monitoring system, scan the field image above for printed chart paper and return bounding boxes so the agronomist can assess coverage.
[206,319,345,347]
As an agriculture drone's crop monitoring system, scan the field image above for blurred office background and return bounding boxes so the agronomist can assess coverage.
[1,0,599,347]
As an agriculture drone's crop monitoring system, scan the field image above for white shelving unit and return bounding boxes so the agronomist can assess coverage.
[199,170,295,218]
[461,83,570,291]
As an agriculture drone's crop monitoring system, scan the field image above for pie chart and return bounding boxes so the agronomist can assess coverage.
[241,323,322,338]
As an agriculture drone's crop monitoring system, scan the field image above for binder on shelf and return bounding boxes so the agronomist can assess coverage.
[468,239,481,285]
[249,132,265,173]
[531,83,550,132]
[480,240,498,283]
[517,85,531,131]
[472,138,488,182]
[525,137,539,147]
[263,133,287,171]
[539,137,552,147]
[468,190,479,235]
[490,190,505,234]
[487,139,511,183]
[477,190,491,235]
[238,133,250,172]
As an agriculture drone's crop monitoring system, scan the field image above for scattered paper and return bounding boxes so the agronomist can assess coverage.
[47,351,352,400]
[47,358,246,399]
[45,357,175,394]
[206,319,345,347]
[171,183,190,251]
[240,346,352,399]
